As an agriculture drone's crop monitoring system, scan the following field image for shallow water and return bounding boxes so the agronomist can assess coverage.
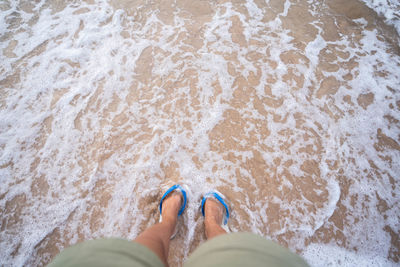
[0,0,399,266]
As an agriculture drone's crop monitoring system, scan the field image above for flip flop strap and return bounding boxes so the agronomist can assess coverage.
[159,184,187,216]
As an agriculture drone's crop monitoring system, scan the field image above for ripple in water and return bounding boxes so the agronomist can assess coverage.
[0,0,399,266]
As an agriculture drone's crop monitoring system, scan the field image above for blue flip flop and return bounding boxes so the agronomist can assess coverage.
[159,184,188,239]
[159,184,187,217]
[201,191,230,225]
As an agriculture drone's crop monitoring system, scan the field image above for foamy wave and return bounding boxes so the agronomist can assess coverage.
[0,0,399,266]
[361,0,400,35]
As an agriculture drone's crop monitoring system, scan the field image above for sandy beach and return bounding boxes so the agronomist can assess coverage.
[1,0,399,266]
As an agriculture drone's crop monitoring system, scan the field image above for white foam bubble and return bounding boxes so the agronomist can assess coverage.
[1,0,399,266]
[361,0,400,36]
[302,243,396,267]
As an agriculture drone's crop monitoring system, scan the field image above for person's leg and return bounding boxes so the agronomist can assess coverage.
[134,193,182,266]
[204,198,227,239]
[185,195,309,267]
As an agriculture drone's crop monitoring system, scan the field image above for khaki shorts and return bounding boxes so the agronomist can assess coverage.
[49,233,309,267]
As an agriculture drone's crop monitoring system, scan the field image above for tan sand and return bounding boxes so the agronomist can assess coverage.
[0,0,399,266]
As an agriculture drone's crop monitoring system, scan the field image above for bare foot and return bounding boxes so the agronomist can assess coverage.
[204,198,226,239]
[204,199,224,225]
[161,192,182,226]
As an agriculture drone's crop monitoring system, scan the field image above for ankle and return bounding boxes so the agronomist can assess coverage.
[205,220,226,239]
[160,216,177,235]
[161,214,177,226]
[205,217,219,229]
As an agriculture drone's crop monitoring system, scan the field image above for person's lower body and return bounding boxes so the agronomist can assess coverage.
[48,185,308,267]
[133,186,226,266]
[47,233,308,267]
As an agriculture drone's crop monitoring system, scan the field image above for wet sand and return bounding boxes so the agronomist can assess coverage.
[0,0,399,266]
